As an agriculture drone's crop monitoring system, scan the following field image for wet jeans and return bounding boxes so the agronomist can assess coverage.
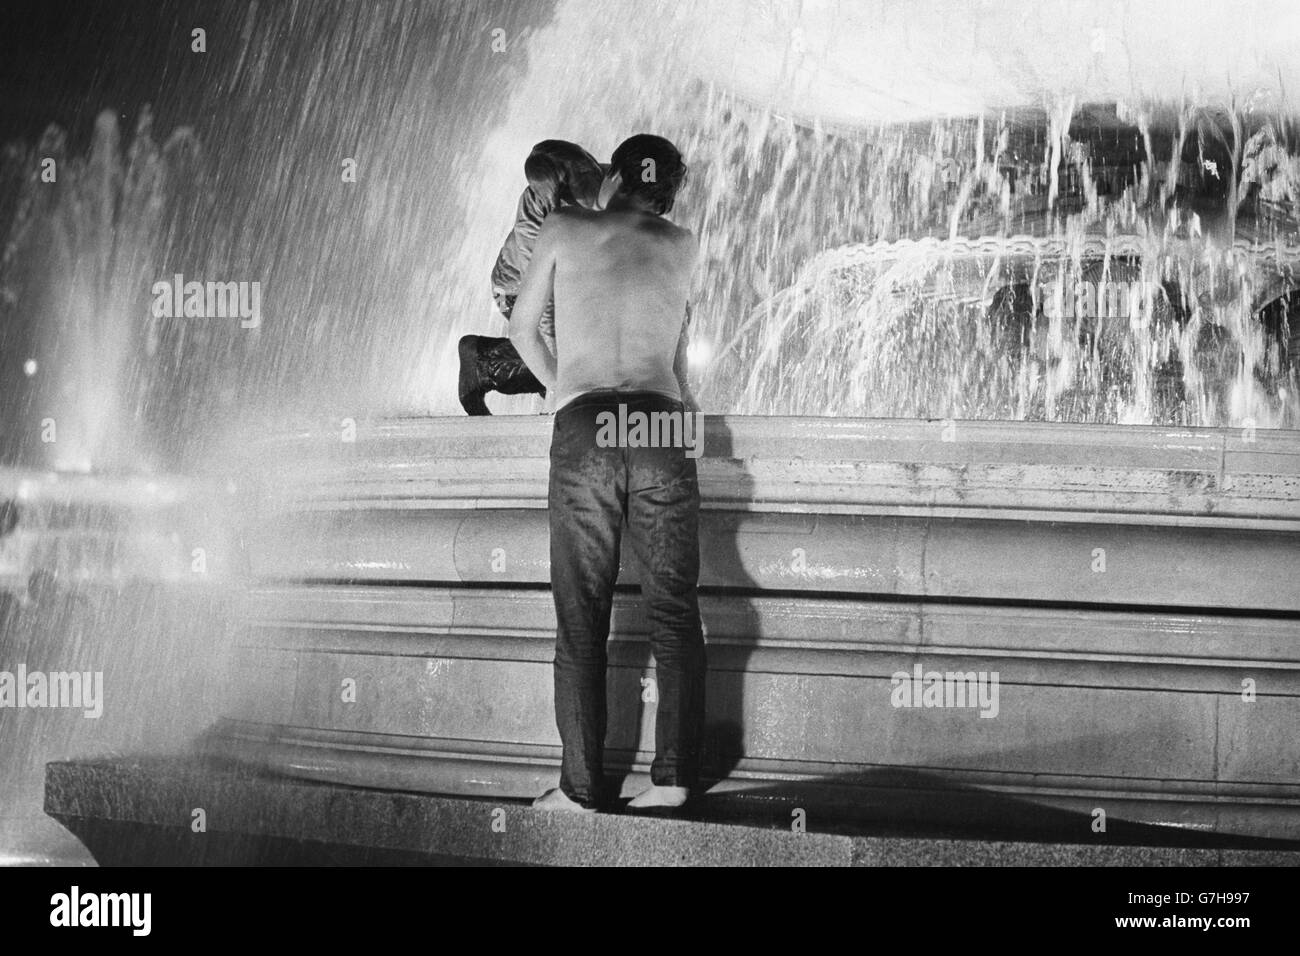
[548,390,706,809]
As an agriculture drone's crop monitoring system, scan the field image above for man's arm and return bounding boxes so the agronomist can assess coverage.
[674,302,700,412]
[508,216,561,388]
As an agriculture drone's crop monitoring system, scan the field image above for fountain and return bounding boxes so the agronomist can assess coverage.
[4,0,1299,863]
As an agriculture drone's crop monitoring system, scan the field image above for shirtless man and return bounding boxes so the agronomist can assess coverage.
[509,134,704,813]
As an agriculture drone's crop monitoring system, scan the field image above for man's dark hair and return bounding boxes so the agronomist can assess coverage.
[609,134,687,215]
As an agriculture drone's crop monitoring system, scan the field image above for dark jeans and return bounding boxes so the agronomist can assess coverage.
[548,390,706,808]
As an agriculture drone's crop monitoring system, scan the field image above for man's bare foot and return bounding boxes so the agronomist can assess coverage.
[531,788,597,813]
[627,785,689,809]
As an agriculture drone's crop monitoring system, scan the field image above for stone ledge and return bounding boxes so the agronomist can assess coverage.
[44,758,1300,867]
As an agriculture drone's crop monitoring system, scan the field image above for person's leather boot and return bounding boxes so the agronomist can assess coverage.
[459,335,547,415]
[478,337,547,397]
[458,335,491,415]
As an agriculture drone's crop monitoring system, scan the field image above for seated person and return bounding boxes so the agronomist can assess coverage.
[458,140,603,414]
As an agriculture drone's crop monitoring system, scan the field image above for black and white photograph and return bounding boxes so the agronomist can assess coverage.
[0,0,1296,925]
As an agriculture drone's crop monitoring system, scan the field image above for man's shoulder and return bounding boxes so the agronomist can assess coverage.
[657,219,698,260]
[532,207,589,256]
[540,205,597,239]
[548,205,596,224]
[637,214,695,246]
[666,219,697,247]
[627,213,696,248]
[551,209,695,250]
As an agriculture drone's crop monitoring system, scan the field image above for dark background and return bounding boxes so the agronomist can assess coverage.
[0,1,244,148]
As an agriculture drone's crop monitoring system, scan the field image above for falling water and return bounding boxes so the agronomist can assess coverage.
[2,0,1300,860]
[5,0,1299,457]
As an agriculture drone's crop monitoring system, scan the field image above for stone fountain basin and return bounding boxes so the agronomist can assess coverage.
[211,416,1300,840]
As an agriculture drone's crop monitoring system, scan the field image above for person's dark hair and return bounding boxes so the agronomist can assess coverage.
[609,134,687,214]
[525,140,603,209]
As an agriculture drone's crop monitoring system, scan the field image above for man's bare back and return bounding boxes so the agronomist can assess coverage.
[515,134,705,814]
[509,204,697,410]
